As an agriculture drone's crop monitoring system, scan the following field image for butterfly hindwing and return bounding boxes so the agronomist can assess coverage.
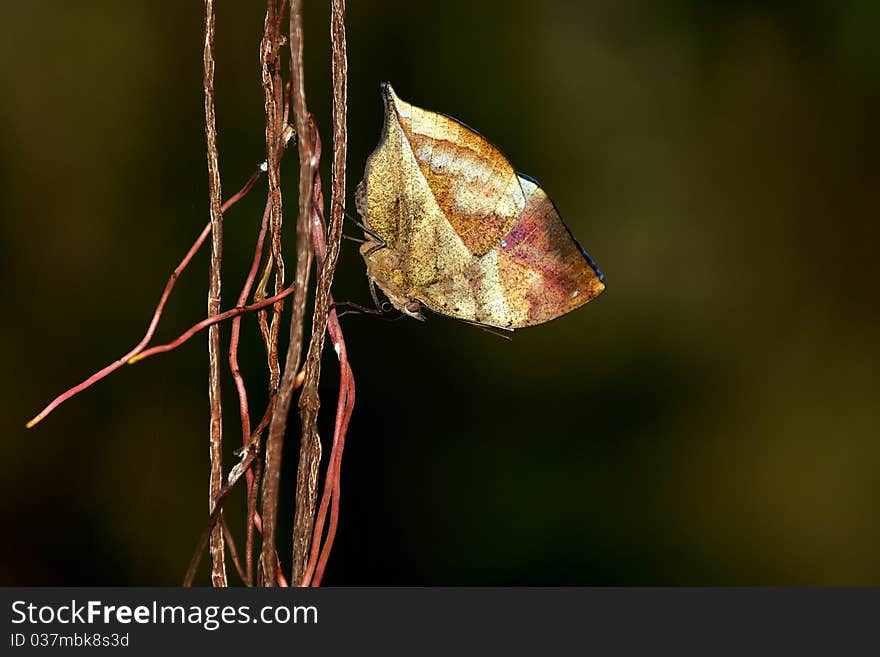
[359,83,604,329]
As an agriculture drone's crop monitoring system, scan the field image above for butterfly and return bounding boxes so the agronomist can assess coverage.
[356,83,604,329]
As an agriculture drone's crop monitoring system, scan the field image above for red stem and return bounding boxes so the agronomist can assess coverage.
[229,198,272,454]
[299,121,354,586]
[128,285,297,365]
[26,169,263,429]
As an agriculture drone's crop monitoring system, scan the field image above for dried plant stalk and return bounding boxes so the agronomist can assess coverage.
[294,0,349,584]
[31,0,355,589]
[184,441,259,587]
[259,0,299,586]
[299,115,354,587]
[283,0,322,586]
[202,0,227,588]
[262,0,287,393]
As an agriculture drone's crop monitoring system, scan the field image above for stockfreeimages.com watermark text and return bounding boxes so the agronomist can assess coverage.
[11,600,317,632]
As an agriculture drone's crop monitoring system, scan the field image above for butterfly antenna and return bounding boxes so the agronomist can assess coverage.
[471,324,514,341]
[456,318,513,341]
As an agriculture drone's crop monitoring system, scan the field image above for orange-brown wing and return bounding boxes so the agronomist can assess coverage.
[494,175,604,326]
[387,84,524,257]
[358,84,604,328]
[419,175,605,328]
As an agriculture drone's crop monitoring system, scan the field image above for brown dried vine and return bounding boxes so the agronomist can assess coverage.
[299,121,353,588]
[304,0,351,587]
[202,0,227,588]
[284,0,320,586]
[259,0,300,587]
[29,0,354,588]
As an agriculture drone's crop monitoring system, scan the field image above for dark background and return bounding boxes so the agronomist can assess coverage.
[2,1,878,585]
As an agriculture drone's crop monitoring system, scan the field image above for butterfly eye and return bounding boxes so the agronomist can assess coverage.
[404,300,421,314]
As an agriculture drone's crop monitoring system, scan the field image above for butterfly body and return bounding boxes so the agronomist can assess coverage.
[357,83,604,329]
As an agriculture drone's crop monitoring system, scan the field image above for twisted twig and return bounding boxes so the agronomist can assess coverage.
[202,0,226,587]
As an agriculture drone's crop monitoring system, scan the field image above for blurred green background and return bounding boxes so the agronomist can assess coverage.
[2,1,878,585]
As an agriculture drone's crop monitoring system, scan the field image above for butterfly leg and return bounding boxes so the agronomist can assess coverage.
[334,199,387,253]
[368,279,384,312]
[331,298,399,320]
[331,300,383,317]
[362,241,386,258]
